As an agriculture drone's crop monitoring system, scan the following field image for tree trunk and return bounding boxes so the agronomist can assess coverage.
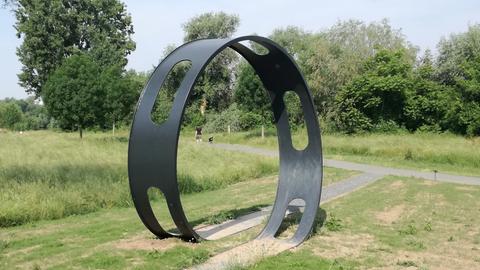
[79,127,83,139]
[200,97,207,115]
[112,120,116,136]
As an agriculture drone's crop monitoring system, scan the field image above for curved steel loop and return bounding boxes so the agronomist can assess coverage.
[128,36,323,245]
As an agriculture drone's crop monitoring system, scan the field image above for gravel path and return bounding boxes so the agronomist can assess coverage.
[209,142,480,185]
[195,172,382,240]
[190,142,479,269]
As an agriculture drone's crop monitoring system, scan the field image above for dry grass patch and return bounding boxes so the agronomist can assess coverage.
[375,204,406,224]
[114,234,185,251]
[310,232,377,259]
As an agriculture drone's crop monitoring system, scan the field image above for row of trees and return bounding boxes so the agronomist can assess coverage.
[0,97,49,130]
[10,0,141,137]
[6,1,480,136]
[154,14,480,136]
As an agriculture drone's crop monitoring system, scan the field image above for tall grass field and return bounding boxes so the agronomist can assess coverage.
[214,129,480,176]
[0,130,278,227]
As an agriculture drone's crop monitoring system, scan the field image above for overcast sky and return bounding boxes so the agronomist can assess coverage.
[0,0,479,99]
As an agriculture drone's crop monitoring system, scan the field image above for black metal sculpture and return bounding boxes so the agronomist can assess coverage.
[128,36,323,246]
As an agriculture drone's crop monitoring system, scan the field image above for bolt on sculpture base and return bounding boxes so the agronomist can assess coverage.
[128,35,323,246]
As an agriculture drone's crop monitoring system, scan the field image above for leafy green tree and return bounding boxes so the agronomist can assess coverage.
[269,26,311,60]
[151,60,191,125]
[42,54,104,138]
[14,0,135,96]
[102,67,142,133]
[183,12,239,42]
[0,102,23,129]
[403,51,455,132]
[233,62,271,123]
[302,36,352,116]
[335,49,413,133]
[43,53,141,137]
[436,24,480,135]
[0,97,50,130]
[320,19,417,107]
[1,0,15,7]
[276,20,417,118]
[182,12,239,112]
[326,19,417,63]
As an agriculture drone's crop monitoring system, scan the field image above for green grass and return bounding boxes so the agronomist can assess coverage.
[0,130,352,227]
[2,175,479,269]
[0,130,278,227]
[4,129,477,268]
[243,176,480,269]
[212,129,480,176]
[0,174,312,269]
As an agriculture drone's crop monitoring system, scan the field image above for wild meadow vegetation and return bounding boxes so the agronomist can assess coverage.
[2,173,479,269]
[1,1,479,269]
[214,128,480,176]
[0,130,355,228]
[243,176,480,269]
[0,130,279,227]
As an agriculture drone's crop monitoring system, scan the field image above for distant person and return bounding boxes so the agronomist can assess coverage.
[195,127,202,143]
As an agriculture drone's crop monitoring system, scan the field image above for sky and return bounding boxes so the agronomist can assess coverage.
[0,0,479,99]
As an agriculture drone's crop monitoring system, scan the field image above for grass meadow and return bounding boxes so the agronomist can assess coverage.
[242,176,480,269]
[1,129,479,269]
[213,129,480,176]
[0,130,278,227]
[0,130,352,228]
[2,175,479,269]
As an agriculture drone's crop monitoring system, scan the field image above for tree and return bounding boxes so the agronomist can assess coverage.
[269,26,311,60]
[14,0,135,97]
[302,36,352,117]
[101,67,143,134]
[42,54,105,138]
[273,20,418,118]
[0,102,23,129]
[335,49,413,133]
[43,53,141,138]
[182,12,239,112]
[233,61,271,124]
[151,60,191,125]
[0,97,51,130]
[326,19,418,63]
[436,24,480,135]
[404,51,455,131]
[1,0,16,8]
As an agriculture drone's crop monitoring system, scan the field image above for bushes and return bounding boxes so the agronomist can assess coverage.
[203,103,242,133]
[0,102,23,130]
[239,111,264,130]
[203,103,271,133]
[0,98,50,131]
[333,47,478,135]
[334,49,412,133]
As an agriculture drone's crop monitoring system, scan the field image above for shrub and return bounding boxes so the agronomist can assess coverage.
[325,213,343,231]
[371,119,406,134]
[0,103,23,129]
[183,103,206,128]
[239,111,263,130]
[203,103,242,133]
